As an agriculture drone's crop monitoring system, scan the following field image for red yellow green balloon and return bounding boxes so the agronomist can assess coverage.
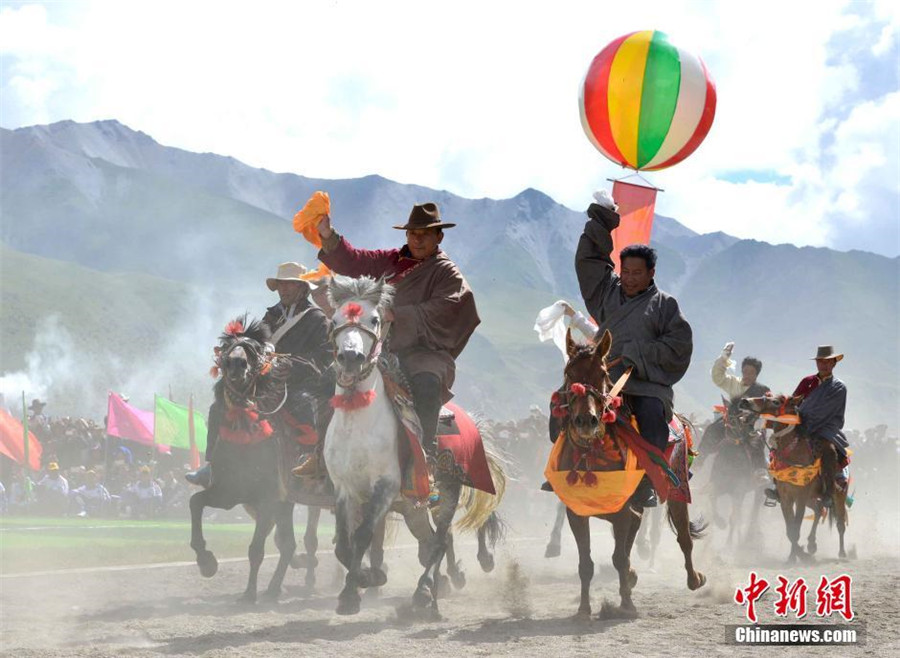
[579,31,717,171]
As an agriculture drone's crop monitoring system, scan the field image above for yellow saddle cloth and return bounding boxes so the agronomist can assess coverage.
[544,432,644,516]
[770,458,821,487]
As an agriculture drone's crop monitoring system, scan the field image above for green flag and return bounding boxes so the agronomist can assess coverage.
[154,395,207,451]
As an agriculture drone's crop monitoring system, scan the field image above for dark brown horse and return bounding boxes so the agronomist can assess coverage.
[551,329,705,617]
[740,395,848,562]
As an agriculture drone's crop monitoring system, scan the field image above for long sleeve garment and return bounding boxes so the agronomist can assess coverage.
[319,234,480,402]
[574,204,693,418]
[711,352,747,400]
[797,375,848,456]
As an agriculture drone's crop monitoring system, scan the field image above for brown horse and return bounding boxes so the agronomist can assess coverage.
[740,395,848,562]
[551,329,705,617]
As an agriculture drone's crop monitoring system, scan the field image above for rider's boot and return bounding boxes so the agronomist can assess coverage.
[185,463,212,488]
[292,448,327,478]
[629,475,658,509]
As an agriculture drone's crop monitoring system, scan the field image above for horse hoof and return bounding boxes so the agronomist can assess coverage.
[371,568,388,588]
[689,571,707,591]
[237,591,257,605]
[197,552,218,578]
[478,553,495,573]
[413,585,433,609]
[545,543,561,559]
[450,569,467,590]
[336,595,361,616]
[573,610,591,622]
[261,587,281,603]
[807,542,818,555]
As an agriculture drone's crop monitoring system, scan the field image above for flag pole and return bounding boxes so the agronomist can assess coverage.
[21,392,33,500]
[188,393,200,470]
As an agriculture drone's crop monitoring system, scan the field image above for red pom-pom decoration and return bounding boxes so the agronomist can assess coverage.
[582,471,598,487]
[342,303,364,322]
[566,470,580,486]
[601,409,617,424]
[611,396,622,409]
[209,366,220,378]
[224,320,244,336]
[570,383,587,397]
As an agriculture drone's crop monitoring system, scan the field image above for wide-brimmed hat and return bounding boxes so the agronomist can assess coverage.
[811,345,843,362]
[29,399,46,412]
[266,262,319,292]
[392,202,456,230]
[48,462,59,471]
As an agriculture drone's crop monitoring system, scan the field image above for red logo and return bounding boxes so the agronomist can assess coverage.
[774,575,808,619]
[736,573,854,622]
[815,574,854,621]
[734,571,770,623]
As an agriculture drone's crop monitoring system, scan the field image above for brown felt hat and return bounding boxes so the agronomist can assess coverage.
[392,202,456,230]
[811,345,843,362]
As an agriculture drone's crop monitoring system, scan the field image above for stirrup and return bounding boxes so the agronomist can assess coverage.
[763,487,779,507]
[292,453,325,478]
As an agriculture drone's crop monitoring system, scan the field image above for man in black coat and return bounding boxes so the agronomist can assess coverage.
[186,263,335,486]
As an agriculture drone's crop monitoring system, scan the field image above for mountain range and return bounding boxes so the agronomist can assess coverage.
[1,119,897,431]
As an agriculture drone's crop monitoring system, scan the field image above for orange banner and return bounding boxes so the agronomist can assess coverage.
[611,180,658,273]
[0,407,42,470]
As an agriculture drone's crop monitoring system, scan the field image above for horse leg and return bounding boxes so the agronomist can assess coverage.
[667,501,706,591]
[264,502,296,601]
[611,510,640,613]
[190,489,218,578]
[364,514,388,599]
[443,527,466,591]
[401,503,435,568]
[302,505,321,587]
[476,514,497,573]
[545,501,566,558]
[339,478,395,615]
[781,491,807,563]
[566,508,593,618]
[834,490,848,559]
[240,505,276,604]
[649,506,662,569]
[806,504,820,555]
[413,480,462,616]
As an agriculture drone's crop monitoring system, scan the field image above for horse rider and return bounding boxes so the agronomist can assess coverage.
[291,202,480,477]
[187,262,335,486]
[766,345,849,507]
[574,191,693,508]
[706,342,770,460]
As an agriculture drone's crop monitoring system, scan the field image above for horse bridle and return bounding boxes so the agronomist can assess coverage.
[329,314,387,389]
[559,366,631,448]
[219,337,288,415]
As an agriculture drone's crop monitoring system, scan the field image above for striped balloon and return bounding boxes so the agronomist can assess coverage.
[579,31,716,171]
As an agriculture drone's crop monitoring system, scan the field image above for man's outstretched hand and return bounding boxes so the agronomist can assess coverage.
[317,214,335,240]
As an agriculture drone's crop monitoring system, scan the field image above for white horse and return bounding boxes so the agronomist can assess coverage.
[324,275,462,616]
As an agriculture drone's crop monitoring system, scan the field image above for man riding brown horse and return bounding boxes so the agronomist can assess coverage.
[292,202,480,477]
[765,345,849,508]
[573,191,693,508]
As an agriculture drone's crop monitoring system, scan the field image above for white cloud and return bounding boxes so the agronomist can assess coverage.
[0,0,898,254]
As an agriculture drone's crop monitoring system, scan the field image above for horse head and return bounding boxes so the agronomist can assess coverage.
[560,328,617,448]
[328,275,394,388]
[213,315,289,409]
[739,394,801,448]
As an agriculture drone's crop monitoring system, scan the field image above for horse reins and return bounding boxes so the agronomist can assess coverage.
[329,314,387,390]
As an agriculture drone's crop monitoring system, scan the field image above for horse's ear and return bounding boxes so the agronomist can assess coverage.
[594,329,613,362]
[565,327,578,359]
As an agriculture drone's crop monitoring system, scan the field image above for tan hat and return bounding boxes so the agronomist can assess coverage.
[48,462,59,471]
[392,202,456,230]
[811,345,843,362]
[266,262,318,291]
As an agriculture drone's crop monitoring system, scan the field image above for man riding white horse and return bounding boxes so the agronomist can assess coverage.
[292,202,480,477]
[187,262,334,486]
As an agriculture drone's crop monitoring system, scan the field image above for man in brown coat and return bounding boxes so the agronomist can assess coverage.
[292,202,480,477]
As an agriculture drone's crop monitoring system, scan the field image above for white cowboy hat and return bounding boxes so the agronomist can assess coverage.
[266,262,319,291]
[811,345,843,362]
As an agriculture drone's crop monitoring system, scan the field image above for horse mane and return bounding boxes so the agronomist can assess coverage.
[328,275,395,314]
[219,313,269,345]
[213,314,291,408]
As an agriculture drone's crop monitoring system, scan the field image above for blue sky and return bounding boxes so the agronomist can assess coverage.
[1,0,897,256]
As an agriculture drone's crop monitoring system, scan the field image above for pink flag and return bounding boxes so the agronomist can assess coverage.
[610,180,659,273]
[106,392,170,454]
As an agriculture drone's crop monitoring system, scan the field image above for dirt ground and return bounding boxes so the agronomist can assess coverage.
[2,485,897,658]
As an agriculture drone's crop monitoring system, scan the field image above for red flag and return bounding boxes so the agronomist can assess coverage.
[0,407,42,470]
[188,394,200,469]
[611,180,659,273]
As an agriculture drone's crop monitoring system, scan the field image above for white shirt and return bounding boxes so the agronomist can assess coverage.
[711,350,748,400]
[38,474,69,496]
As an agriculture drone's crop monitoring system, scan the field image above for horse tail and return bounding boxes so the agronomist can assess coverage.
[455,450,507,534]
[666,504,708,539]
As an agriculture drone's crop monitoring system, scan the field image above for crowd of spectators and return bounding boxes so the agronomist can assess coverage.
[0,401,193,519]
[1,400,895,519]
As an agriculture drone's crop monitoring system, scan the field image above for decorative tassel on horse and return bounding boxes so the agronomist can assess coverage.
[220,406,273,444]
[342,302,364,322]
[224,319,245,336]
[331,389,377,411]
[550,390,568,418]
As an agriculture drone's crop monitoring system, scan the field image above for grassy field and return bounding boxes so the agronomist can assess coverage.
[0,515,332,575]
